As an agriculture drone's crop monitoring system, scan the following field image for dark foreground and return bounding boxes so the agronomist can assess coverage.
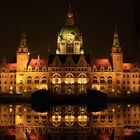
[0,94,140,104]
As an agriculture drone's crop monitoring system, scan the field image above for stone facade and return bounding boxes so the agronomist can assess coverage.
[0,6,139,95]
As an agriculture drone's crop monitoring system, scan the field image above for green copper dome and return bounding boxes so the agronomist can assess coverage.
[59,25,80,40]
[57,5,81,43]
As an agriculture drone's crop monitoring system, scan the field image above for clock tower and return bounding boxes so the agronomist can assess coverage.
[56,5,84,55]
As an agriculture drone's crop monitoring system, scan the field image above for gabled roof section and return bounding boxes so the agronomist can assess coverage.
[64,55,75,66]
[51,55,62,66]
[0,61,16,72]
[28,59,48,70]
[72,55,80,63]
[6,63,17,72]
[123,63,134,71]
[59,55,68,64]
[93,59,111,68]
[77,54,89,66]
[49,54,90,66]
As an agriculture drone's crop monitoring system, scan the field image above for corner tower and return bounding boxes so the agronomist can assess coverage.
[16,31,29,72]
[56,4,84,54]
[111,27,123,72]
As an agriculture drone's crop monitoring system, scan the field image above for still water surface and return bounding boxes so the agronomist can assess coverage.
[0,103,140,140]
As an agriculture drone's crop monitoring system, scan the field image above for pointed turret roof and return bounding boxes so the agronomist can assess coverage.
[113,26,120,47]
[19,30,27,47]
[112,26,122,53]
[65,3,74,25]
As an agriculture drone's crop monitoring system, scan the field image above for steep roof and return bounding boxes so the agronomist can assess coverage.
[48,54,90,66]
[28,59,48,70]
[93,59,111,68]
[6,63,17,72]
[123,63,134,71]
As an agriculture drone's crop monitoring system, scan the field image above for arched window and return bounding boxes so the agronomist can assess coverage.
[42,76,47,83]
[51,107,61,127]
[65,106,74,126]
[78,107,87,126]
[93,76,98,84]
[52,74,61,84]
[65,74,74,84]
[65,115,75,126]
[108,76,112,84]
[34,76,39,84]
[78,74,87,84]
[67,44,73,53]
[27,76,32,84]
[100,76,105,84]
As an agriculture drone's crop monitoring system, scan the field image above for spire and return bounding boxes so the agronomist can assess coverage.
[37,54,40,60]
[20,30,27,47]
[113,26,120,47]
[1,57,6,66]
[112,26,122,53]
[66,3,74,25]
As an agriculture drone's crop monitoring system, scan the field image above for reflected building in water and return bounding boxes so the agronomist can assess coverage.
[0,104,140,139]
[0,5,139,95]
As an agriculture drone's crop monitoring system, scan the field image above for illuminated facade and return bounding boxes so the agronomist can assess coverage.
[0,6,140,95]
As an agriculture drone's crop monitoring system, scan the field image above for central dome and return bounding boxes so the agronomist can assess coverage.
[56,4,84,55]
[59,25,80,40]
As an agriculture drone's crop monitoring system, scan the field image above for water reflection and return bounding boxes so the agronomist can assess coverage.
[0,104,140,139]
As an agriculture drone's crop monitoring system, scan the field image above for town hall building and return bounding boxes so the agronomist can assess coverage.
[0,6,139,95]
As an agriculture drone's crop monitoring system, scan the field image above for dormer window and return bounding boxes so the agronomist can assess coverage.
[108,66,112,71]
[93,66,97,72]
[100,67,104,71]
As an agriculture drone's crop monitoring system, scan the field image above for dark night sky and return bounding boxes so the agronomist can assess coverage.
[0,0,139,63]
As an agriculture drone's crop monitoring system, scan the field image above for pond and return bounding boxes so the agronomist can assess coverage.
[0,103,140,140]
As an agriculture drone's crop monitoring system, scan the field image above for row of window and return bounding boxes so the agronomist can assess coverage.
[92,76,112,84]
[0,121,15,124]
[27,68,47,72]
[123,86,140,90]
[93,67,112,71]
[124,81,140,84]
[0,75,16,78]
[93,115,113,123]
[0,114,15,117]
[124,120,139,124]
[0,81,16,84]
[27,76,47,84]
[123,74,140,78]
[52,68,88,71]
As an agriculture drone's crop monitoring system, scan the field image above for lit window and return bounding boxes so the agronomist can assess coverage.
[108,76,112,84]
[34,76,39,84]
[9,108,12,112]
[93,76,98,84]
[27,76,32,84]
[100,76,105,84]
